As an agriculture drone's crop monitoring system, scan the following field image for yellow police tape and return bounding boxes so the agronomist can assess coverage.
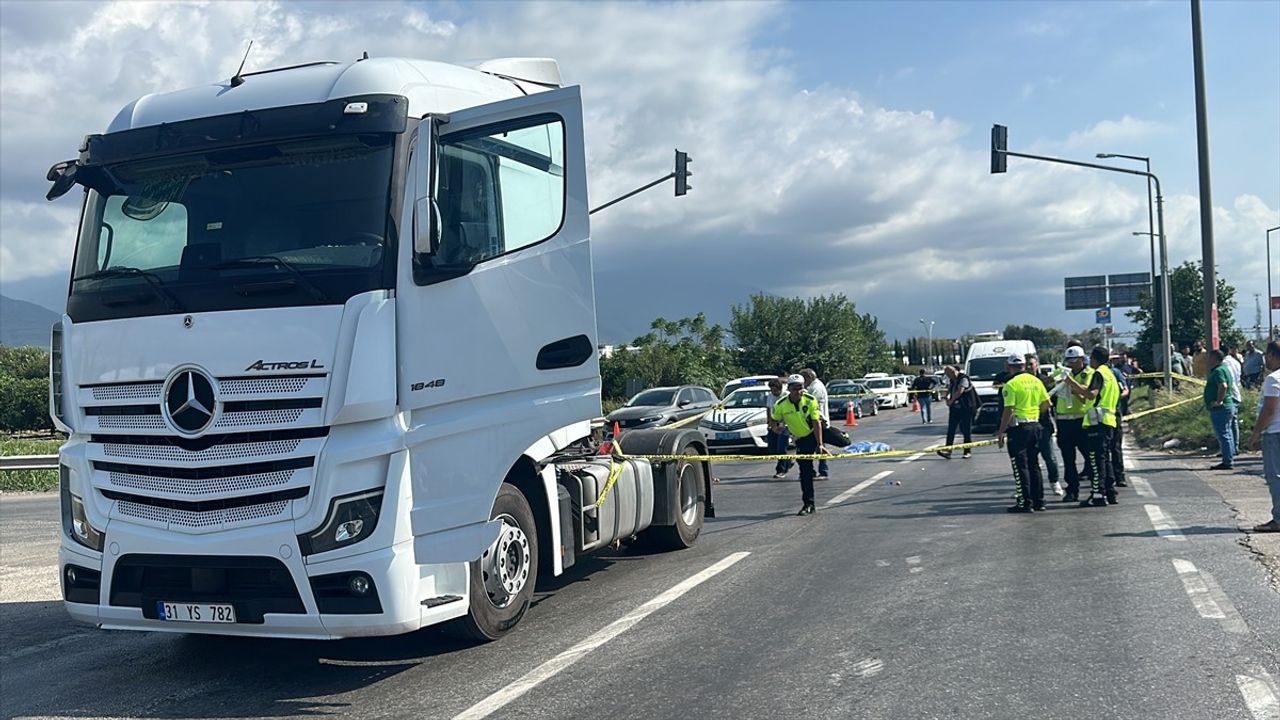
[1127,371,1207,386]
[592,393,1196,507]
[1121,395,1199,421]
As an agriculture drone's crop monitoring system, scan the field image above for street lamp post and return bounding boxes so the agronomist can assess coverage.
[991,130,1172,392]
[919,319,935,370]
[1268,226,1280,339]
[1098,154,1156,303]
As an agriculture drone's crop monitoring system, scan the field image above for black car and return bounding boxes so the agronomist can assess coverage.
[826,380,879,420]
[607,385,719,430]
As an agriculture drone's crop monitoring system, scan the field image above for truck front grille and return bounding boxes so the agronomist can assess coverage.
[80,374,329,533]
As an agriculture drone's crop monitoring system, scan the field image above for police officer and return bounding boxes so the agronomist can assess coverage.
[996,353,1051,513]
[1065,346,1121,507]
[1054,345,1092,503]
[771,374,828,515]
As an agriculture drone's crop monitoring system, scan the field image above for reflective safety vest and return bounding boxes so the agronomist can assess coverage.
[1083,365,1120,428]
[1055,367,1094,419]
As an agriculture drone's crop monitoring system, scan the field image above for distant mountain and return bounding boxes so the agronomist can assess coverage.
[0,294,59,348]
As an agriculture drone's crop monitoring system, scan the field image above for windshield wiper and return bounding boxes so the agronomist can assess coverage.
[71,267,185,311]
[210,256,330,302]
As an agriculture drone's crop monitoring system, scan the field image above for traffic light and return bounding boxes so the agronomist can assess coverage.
[990,124,1008,174]
[675,149,692,196]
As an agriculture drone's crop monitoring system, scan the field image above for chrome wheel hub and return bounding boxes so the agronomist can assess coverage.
[481,515,530,609]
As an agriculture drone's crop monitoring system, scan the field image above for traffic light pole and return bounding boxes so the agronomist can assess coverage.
[589,172,675,215]
[590,149,692,215]
[994,143,1173,394]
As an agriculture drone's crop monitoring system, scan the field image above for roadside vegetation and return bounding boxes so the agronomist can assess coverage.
[0,433,62,493]
[1128,382,1259,454]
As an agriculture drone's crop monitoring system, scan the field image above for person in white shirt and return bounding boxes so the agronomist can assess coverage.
[1244,341,1280,533]
[1224,344,1244,453]
[800,368,830,479]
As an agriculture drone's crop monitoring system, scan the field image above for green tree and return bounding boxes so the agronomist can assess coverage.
[1002,324,1069,362]
[729,293,888,380]
[598,314,742,402]
[0,345,53,431]
[1126,261,1244,365]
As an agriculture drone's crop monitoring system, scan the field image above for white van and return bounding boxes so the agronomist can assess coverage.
[964,340,1037,429]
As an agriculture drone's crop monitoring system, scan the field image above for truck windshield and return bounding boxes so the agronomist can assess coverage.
[67,134,396,321]
[967,357,1008,381]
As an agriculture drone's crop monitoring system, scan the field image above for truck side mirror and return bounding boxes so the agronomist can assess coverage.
[46,160,79,201]
[413,114,447,257]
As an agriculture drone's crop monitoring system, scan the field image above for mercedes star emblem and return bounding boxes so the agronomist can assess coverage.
[163,368,218,435]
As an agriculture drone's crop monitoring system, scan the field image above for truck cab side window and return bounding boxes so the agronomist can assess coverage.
[433,117,565,269]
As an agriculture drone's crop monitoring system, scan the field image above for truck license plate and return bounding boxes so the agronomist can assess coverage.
[157,601,236,623]
[716,432,738,440]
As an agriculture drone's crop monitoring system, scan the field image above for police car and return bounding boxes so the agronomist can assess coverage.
[700,386,774,453]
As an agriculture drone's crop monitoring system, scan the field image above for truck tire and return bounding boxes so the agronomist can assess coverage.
[449,483,539,642]
[648,445,705,550]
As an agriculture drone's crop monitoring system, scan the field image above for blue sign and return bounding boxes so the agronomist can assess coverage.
[1095,307,1111,324]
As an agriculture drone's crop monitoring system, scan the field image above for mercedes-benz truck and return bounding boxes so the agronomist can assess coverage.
[45,56,712,641]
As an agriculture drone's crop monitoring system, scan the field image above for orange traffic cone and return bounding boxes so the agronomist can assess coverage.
[845,400,857,427]
[911,396,920,413]
[600,421,622,455]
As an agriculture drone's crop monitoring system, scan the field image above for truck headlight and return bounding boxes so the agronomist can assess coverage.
[60,466,104,552]
[299,490,383,556]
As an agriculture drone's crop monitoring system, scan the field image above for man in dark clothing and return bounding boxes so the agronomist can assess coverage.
[938,365,975,459]
[911,369,936,423]
[1026,354,1062,496]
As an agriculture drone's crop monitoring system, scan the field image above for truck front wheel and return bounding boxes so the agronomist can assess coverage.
[451,484,539,642]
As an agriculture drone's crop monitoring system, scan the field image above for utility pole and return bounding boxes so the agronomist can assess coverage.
[1255,294,1263,342]
[1190,0,1218,349]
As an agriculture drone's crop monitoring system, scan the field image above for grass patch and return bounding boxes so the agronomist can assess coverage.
[0,432,63,493]
[1128,385,1258,451]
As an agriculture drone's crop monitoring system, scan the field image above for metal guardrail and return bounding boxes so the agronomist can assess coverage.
[0,455,59,471]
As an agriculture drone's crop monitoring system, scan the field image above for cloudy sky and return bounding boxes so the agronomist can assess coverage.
[1,0,1277,344]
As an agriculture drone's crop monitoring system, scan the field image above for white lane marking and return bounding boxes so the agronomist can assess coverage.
[1171,559,1250,634]
[1144,504,1187,542]
[1171,559,1226,619]
[452,552,750,720]
[875,560,891,567]
[1130,476,1156,498]
[900,442,945,464]
[826,471,892,506]
[905,556,921,565]
[1237,669,1280,720]
[852,658,885,677]
[0,564,61,602]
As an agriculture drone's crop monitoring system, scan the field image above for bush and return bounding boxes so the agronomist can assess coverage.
[0,345,52,432]
[1129,386,1258,451]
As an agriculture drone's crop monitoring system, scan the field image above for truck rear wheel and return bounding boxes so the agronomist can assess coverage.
[649,445,705,550]
[450,484,538,642]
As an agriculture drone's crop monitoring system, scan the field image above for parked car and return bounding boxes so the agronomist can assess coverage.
[721,374,782,398]
[700,386,774,453]
[859,374,909,408]
[825,379,879,419]
[607,385,719,430]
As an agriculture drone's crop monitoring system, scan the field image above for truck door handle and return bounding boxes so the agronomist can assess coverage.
[536,334,593,370]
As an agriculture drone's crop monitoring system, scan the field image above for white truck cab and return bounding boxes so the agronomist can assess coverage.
[46,56,711,641]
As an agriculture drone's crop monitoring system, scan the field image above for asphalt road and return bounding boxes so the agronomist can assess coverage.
[3,407,1279,720]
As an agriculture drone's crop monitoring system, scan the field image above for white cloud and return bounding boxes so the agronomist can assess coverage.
[1064,115,1169,150]
[0,0,1275,342]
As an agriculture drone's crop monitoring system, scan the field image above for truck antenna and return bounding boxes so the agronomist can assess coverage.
[229,40,254,88]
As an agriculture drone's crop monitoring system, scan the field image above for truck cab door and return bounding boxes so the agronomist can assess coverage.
[396,86,599,565]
